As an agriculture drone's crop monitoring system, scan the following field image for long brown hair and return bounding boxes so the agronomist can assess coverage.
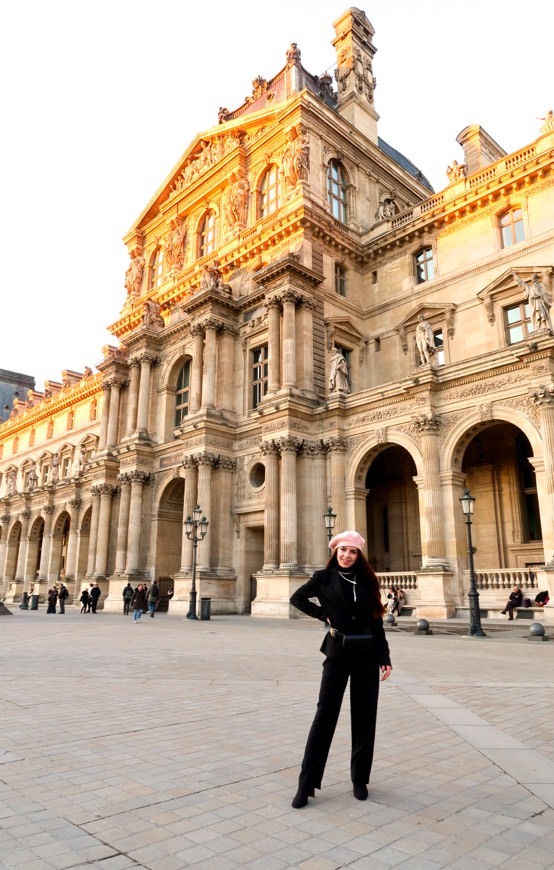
[327,549,386,618]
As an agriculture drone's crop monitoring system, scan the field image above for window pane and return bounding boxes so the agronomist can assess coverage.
[509,324,524,342]
[506,306,520,324]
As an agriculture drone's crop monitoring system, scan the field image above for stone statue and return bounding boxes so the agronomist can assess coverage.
[51,454,59,483]
[27,463,38,491]
[446,160,467,183]
[165,217,187,271]
[286,43,301,66]
[7,470,17,495]
[142,298,165,328]
[83,366,93,378]
[415,314,436,365]
[125,253,145,297]
[512,271,553,334]
[375,197,397,221]
[316,71,334,99]
[200,260,231,294]
[218,107,229,124]
[329,347,350,393]
[282,126,309,189]
[538,109,554,135]
[223,172,249,227]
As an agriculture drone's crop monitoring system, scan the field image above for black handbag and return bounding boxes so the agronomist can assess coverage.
[342,633,373,653]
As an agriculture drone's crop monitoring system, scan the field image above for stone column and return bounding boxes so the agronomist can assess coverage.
[98,385,110,450]
[114,474,131,573]
[14,510,31,583]
[415,414,448,567]
[94,484,114,577]
[180,456,198,572]
[302,441,328,568]
[532,387,554,558]
[281,291,298,389]
[0,513,11,599]
[125,472,150,574]
[267,299,281,393]
[325,437,347,532]
[217,326,236,410]
[196,452,216,567]
[261,441,280,568]
[65,498,81,584]
[297,297,315,393]
[37,505,55,584]
[106,379,123,450]
[87,487,101,576]
[215,457,236,569]
[126,359,140,436]
[190,325,204,412]
[277,436,301,567]
[136,354,155,434]
[201,320,219,409]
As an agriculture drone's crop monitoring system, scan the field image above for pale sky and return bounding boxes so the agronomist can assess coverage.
[1,0,552,391]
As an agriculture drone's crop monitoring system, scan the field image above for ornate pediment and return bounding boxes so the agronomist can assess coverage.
[395,302,456,354]
[477,267,553,324]
[324,316,368,352]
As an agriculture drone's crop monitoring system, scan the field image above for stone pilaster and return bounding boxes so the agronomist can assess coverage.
[277,436,302,567]
[215,457,236,569]
[65,498,81,589]
[301,440,328,568]
[87,488,101,576]
[106,378,124,449]
[190,324,204,412]
[532,386,554,558]
[297,297,315,394]
[136,354,155,435]
[267,299,281,394]
[179,456,198,572]
[98,385,110,450]
[37,505,55,587]
[217,326,237,411]
[196,452,218,567]
[261,440,280,569]
[14,510,31,584]
[414,414,448,567]
[201,319,220,409]
[126,359,140,436]
[94,484,114,577]
[325,436,347,532]
[0,513,10,599]
[281,291,298,389]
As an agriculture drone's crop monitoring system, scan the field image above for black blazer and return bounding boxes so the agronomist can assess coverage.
[290,567,391,665]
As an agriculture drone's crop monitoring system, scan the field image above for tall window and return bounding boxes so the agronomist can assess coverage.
[504,302,533,344]
[500,208,524,248]
[62,456,71,479]
[198,211,216,257]
[334,263,347,296]
[252,345,268,408]
[148,247,164,290]
[415,247,435,283]
[326,160,348,222]
[259,166,280,217]
[174,360,191,426]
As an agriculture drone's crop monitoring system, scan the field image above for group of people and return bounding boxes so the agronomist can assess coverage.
[46,583,69,614]
[79,582,102,613]
[501,585,550,619]
[385,586,406,616]
[122,580,172,622]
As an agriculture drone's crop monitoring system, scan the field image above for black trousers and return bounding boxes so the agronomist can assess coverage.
[298,656,380,791]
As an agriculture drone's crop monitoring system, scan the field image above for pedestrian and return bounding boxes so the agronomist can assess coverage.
[386,587,398,615]
[122,582,134,615]
[58,583,69,614]
[131,584,148,623]
[47,586,58,614]
[86,582,94,612]
[79,587,89,614]
[501,585,523,620]
[89,583,101,613]
[147,580,160,617]
[289,530,392,808]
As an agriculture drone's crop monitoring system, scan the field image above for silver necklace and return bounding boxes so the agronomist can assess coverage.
[338,570,357,602]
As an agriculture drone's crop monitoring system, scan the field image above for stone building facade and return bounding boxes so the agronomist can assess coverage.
[2,9,554,620]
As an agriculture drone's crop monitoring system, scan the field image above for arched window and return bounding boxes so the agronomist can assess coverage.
[414,247,435,284]
[198,210,216,258]
[174,360,191,426]
[326,159,348,222]
[148,247,164,290]
[499,208,524,248]
[259,166,280,217]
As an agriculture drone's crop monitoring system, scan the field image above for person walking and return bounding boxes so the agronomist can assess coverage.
[122,583,134,615]
[58,583,69,614]
[131,584,148,623]
[89,583,101,613]
[289,530,392,808]
[79,587,89,614]
[147,580,160,617]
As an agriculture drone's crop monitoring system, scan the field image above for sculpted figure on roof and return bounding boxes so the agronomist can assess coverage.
[282,126,309,189]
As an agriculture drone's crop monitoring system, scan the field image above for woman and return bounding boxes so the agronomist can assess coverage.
[289,530,392,808]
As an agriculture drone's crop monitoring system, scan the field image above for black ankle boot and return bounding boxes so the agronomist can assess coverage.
[291,786,315,808]
[353,783,368,801]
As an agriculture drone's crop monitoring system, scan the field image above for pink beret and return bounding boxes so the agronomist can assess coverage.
[329,530,365,552]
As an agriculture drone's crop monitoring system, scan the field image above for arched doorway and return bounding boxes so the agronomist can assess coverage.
[155,478,185,578]
[461,422,543,569]
[365,445,420,572]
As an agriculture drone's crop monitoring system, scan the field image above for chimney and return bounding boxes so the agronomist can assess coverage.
[456,125,506,175]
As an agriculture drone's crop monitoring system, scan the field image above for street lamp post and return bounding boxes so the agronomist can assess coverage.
[184,504,208,620]
[323,506,337,544]
[459,488,486,637]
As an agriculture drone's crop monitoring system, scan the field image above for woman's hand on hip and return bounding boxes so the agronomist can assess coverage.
[380,665,392,681]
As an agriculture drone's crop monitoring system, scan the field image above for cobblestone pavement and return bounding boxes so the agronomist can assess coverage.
[1,608,553,869]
